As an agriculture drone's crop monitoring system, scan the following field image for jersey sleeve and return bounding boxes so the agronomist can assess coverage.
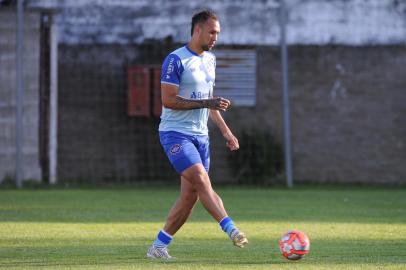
[161,54,184,86]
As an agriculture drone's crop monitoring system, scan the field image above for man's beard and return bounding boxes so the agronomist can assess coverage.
[201,44,211,51]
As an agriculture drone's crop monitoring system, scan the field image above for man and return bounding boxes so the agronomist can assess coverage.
[147,10,248,259]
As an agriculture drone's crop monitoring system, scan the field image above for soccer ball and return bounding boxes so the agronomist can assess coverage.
[279,230,310,260]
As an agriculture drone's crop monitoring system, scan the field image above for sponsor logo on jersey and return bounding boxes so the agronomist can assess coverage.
[190,91,210,99]
[166,57,175,74]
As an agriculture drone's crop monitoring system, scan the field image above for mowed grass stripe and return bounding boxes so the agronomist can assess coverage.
[0,188,405,269]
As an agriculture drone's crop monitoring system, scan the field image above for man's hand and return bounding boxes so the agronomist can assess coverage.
[204,97,231,111]
[224,132,239,151]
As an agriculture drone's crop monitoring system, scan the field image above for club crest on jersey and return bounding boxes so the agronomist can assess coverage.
[205,57,215,76]
[170,144,182,155]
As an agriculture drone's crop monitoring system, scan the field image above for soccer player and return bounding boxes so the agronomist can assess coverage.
[146,10,248,259]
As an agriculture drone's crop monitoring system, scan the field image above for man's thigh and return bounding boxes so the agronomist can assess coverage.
[160,131,204,174]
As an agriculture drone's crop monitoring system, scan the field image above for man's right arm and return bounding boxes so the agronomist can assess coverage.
[161,83,230,111]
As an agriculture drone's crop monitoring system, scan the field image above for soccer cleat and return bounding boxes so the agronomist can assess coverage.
[230,229,249,248]
[146,245,173,260]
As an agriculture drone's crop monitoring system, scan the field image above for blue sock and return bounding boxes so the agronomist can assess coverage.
[219,217,238,237]
[153,230,173,248]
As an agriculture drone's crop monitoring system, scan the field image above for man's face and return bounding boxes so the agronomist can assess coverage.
[197,18,220,51]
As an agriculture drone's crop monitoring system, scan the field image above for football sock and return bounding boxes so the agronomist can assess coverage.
[153,230,173,248]
[219,216,238,238]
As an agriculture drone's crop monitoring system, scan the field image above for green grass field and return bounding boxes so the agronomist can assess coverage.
[0,187,405,269]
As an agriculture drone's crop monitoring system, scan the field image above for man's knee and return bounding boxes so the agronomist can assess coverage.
[182,164,211,191]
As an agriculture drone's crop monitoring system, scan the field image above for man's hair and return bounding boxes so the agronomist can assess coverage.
[191,10,218,36]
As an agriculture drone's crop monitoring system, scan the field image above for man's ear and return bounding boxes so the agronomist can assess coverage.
[195,24,202,35]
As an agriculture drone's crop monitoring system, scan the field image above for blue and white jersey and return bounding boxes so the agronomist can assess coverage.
[159,45,216,135]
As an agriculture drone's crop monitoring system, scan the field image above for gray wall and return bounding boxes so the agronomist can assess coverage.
[28,0,406,45]
[255,46,406,184]
[2,1,405,184]
[0,9,42,182]
[57,44,406,184]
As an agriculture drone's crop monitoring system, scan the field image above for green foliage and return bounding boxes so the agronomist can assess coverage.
[228,128,284,185]
[0,174,15,188]
[0,176,47,189]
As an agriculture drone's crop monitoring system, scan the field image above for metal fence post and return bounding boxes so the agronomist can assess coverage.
[280,0,294,188]
[49,15,58,185]
[15,0,25,188]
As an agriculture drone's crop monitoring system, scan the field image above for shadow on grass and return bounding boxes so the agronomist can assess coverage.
[0,238,405,268]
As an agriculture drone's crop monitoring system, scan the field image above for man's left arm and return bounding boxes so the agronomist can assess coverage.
[209,110,239,151]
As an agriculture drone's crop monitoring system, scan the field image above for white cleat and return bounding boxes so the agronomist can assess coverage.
[146,245,173,260]
[231,229,249,248]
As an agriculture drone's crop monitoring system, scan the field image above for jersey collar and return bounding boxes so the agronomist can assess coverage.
[185,45,202,57]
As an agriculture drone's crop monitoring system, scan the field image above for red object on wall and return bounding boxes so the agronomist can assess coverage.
[152,67,162,117]
[127,67,151,116]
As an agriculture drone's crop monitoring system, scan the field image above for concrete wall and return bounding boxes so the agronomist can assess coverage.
[0,10,42,182]
[255,46,406,184]
[57,44,406,184]
[28,0,406,45]
[2,1,404,184]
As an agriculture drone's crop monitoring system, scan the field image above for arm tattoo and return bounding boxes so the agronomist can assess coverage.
[173,96,211,110]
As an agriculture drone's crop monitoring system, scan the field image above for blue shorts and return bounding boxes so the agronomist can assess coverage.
[159,131,210,174]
